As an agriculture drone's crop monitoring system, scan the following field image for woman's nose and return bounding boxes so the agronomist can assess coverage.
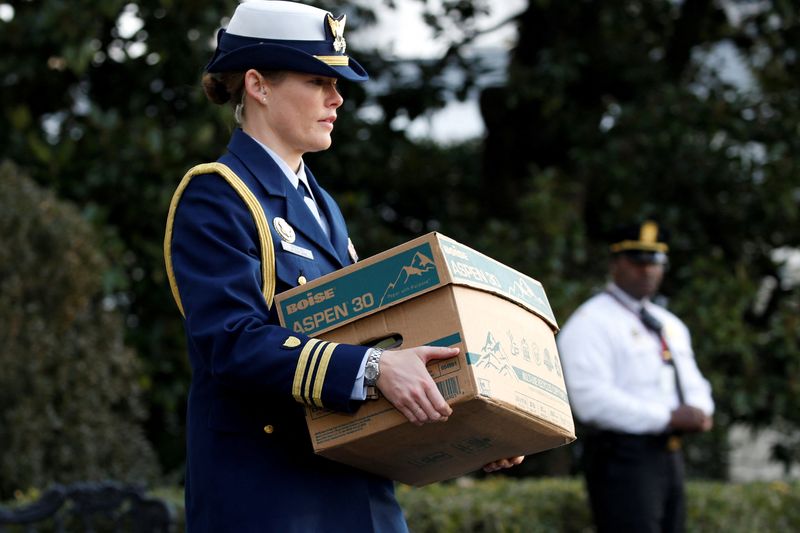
[328,86,343,108]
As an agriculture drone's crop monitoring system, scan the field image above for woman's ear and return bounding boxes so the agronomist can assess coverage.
[243,69,268,103]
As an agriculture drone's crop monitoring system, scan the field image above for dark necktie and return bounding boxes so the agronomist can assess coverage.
[298,180,329,237]
[640,306,685,404]
[639,306,663,334]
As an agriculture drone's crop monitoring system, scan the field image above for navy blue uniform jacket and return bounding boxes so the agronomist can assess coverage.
[168,129,407,532]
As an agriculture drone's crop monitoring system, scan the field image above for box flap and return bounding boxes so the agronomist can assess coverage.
[435,234,558,330]
[276,233,447,335]
[275,232,558,336]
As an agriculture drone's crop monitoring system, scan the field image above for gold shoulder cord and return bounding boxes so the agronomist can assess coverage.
[164,163,276,317]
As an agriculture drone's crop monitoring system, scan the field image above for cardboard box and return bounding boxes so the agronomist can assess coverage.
[275,232,575,485]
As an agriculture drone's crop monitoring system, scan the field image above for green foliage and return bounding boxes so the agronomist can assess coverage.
[0,0,235,475]
[686,479,800,531]
[400,478,800,533]
[473,1,800,476]
[133,478,800,532]
[398,477,591,533]
[0,162,158,499]
[1,0,799,481]
[0,0,377,475]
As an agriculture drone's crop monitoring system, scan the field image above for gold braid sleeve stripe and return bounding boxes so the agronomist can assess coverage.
[292,338,322,403]
[164,163,277,317]
[303,340,329,405]
[311,342,339,408]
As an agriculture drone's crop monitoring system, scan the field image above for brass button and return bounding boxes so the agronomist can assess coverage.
[263,425,274,434]
[297,275,307,285]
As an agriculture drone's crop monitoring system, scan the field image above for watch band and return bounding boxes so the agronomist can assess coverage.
[365,347,383,400]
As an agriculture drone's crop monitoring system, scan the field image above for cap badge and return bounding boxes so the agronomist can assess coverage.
[640,220,659,244]
[273,217,296,243]
[327,13,347,54]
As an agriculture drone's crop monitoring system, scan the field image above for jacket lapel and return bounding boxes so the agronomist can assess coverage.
[306,168,350,266]
[225,129,342,266]
[284,184,342,265]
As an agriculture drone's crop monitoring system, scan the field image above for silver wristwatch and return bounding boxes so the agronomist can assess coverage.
[364,347,383,399]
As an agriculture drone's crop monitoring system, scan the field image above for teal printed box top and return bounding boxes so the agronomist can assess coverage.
[277,233,557,336]
[279,242,441,335]
[437,236,557,327]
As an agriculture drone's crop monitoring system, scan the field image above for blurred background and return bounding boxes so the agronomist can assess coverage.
[1,0,799,513]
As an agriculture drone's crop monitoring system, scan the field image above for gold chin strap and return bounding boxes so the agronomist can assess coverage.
[164,162,276,317]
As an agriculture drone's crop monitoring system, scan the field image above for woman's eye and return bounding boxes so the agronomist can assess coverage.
[309,78,336,88]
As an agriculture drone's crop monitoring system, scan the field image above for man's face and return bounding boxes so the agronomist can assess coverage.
[610,254,665,300]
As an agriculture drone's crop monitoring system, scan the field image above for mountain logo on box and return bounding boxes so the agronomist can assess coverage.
[379,251,437,306]
[543,347,562,377]
[473,332,513,378]
[507,277,549,310]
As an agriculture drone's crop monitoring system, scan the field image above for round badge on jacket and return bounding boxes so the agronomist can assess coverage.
[273,217,296,243]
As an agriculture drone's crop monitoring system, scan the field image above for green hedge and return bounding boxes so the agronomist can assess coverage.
[5,476,799,531]
[397,477,591,533]
[0,162,158,498]
[148,477,800,532]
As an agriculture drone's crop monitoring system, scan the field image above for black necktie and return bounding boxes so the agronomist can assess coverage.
[639,306,663,334]
[640,306,685,404]
[297,180,328,237]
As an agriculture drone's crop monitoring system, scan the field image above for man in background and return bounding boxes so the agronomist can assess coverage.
[557,220,714,533]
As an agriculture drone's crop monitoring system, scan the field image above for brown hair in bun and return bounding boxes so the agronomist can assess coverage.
[201,72,245,105]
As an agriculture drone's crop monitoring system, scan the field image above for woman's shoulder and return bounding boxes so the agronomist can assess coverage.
[171,164,255,222]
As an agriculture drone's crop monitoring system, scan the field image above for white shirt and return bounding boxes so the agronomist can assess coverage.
[251,136,330,237]
[557,282,714,434]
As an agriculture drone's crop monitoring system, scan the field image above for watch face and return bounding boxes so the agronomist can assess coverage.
[365,365,378,382]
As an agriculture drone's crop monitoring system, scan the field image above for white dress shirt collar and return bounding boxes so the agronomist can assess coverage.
[248,132,329,236]
[606,282,650,311]
[249,134,315,200]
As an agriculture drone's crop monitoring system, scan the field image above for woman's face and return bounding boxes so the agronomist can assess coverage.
[257,71,343,164]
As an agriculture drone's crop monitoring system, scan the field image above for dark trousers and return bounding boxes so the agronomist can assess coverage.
[582,431,686,533]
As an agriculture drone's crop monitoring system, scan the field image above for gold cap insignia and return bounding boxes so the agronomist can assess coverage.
[640,221,659,244]
[273,217,296,244]
[327,13,347,54]
[609,219,669,253]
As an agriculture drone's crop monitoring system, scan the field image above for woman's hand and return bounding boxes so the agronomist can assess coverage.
[482,456,525,473]
[377,346,459,426]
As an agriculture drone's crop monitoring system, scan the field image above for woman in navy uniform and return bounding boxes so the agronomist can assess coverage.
[162,2,525,531]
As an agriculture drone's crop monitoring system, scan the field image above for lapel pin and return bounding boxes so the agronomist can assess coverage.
[273,217,296,243]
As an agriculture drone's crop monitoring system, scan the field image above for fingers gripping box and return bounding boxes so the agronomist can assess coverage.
[275,232,575,486]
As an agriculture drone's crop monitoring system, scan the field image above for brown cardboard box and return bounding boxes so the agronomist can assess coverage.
[275,232,575,485]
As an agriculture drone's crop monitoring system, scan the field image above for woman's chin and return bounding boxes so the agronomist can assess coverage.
[307,136,333,153]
